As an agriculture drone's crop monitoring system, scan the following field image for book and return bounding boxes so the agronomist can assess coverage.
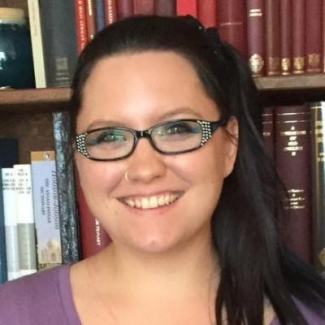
[85,0,97,40]
[76,181,111,258]
[27,0,46,88]
[305,0,322,73]
[95,0,105,31]
[14,164,37,276]
[133,0,154,15]
[1,168,20,281]
[280,0,291,75]
[262,106,274,158]
[247,0,265,76]
[104,0,117,25]
[75,0,88,53]
[176,0,198,17]
[154,0,176,16]
[52,112,80,264]
[292,0,305,74]
[274,105,312,263]
[265,0,280,75]
[217,0,246,58]
[39,0,79,87]
[31,151,62,270]
[198,0,217,28]
[116,0,134,19]
[0,171,7,283]
[0,138,18,168]
[310,102,325,275]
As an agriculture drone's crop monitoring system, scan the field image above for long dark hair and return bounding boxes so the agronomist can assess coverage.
[70,15,325,325]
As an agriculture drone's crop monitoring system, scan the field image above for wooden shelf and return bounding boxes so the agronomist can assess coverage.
[0,74,324,111]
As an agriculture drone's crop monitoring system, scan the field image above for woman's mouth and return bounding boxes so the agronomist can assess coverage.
[122,193,181,210]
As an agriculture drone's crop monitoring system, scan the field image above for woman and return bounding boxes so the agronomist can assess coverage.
[0,15,324,325]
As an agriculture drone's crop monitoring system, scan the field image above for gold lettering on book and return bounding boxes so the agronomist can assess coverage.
[268,57,280,75]
[283,189,305,210]
[249,54,264,76]
[281,126,306,156]
[307,53,321,70]
[249,9,263,17]
[319,248,325,267]
[293,57,305,74]
[281,58,291,75]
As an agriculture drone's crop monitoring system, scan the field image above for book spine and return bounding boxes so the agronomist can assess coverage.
[95,0,105,31]
[0,138,18,168]
[280,0,291,75]
[310,102,325,275]
[217,0,247,58]
[323,0,325,72]
[116,0,134,19]
[305,0,322,73]
[262,106,274,158]
[2,168,20,281]
[75,0,88,53]
[52,112,80,263]
[198,0,217,27]
[274,105,312,263]
[176,0,198,18]
[0,171,8,283]
[77,182,110,258]
[104,0,117,25]
[247,0,265,76]
[133,0,155,15]
[86,0,97,40]
[292,0,305,74]
[265,0,281,75]
[39,0,79,87]
[154,0,176,16]
[31,151,62,270]
[27,0,46,88]
[14,164,37,276]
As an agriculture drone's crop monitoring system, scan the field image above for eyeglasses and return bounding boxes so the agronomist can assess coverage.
[75,119,222,161]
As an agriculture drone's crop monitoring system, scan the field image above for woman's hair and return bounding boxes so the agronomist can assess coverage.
[70,15,325,325]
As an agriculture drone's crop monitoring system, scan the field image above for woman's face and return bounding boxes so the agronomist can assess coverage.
[75,51,237,254]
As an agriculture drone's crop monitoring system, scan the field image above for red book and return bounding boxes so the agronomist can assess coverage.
[247,0,265,76]
[154,0,176,16]
[265,0,280,75]
[76,182,111,259]
[305,0,322,73]
[292,0,305,74]
[133,0,154,15]
[85,0,97,40]
[274,105,312,263]
[104,0,117,25]
[280,0,291,75]
[323,0,325,72]
[198,0,217,27]
[176,0,198,18]
[75,0,88,53]
[116,0,133,19]
[217,0,246,58]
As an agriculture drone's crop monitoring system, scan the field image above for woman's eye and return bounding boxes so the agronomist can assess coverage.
[162,122,199,135]
[88,129,127,145]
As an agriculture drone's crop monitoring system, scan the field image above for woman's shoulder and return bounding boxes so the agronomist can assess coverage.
[0,264,80,325]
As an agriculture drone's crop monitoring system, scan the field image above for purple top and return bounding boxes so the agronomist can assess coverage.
[0,264,323,324]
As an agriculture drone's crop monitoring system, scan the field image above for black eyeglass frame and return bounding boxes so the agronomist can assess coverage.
[75,119,222,161]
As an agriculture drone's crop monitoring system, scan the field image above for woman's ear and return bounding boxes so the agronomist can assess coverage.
[223,116,238,177]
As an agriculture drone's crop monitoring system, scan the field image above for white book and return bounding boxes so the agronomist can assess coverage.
[1,168,20,281]
[14,164,37,276]
[31,151,62,270]
[27,0,46,88]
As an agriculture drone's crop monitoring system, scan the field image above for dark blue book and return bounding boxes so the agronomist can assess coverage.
[95,0,105,31]
[0,138,19,168]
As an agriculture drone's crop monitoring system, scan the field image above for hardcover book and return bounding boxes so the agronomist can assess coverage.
[198,0,217,27]
[133,0,154,15]
[75,0,88,53]
[0,171,7,283]
[31,151,62,270]
[155,0,176,16]
[280,0,291,75]
[292,0,305,74]
[176,0,198,17]
[116,0,134,19]
[104,0,117,25]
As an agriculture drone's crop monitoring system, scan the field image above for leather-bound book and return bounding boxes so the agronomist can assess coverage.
[198,0,217,28]
[116,0,133,19]
[176,0,198,17]
[310,102,325,276]
[155,0,176,16]
[306,0,322,73]
[133,0,154,15]
[104,0,117,24]
[262,106,274,159]
[247,0,265,76]
[280,0,291,75]
[274,105,312,263]
[323,0,325,72]
[265,0,280,75]
[74,0,88,53]
[217,0,247,58]
[85,0,96,40]
[292,0,305,74]
[76,182,111,259]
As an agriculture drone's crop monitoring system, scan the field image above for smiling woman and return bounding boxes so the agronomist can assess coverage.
[0,15,325,325]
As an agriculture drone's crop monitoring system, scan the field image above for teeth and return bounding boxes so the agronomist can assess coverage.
[124,194,179,209]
